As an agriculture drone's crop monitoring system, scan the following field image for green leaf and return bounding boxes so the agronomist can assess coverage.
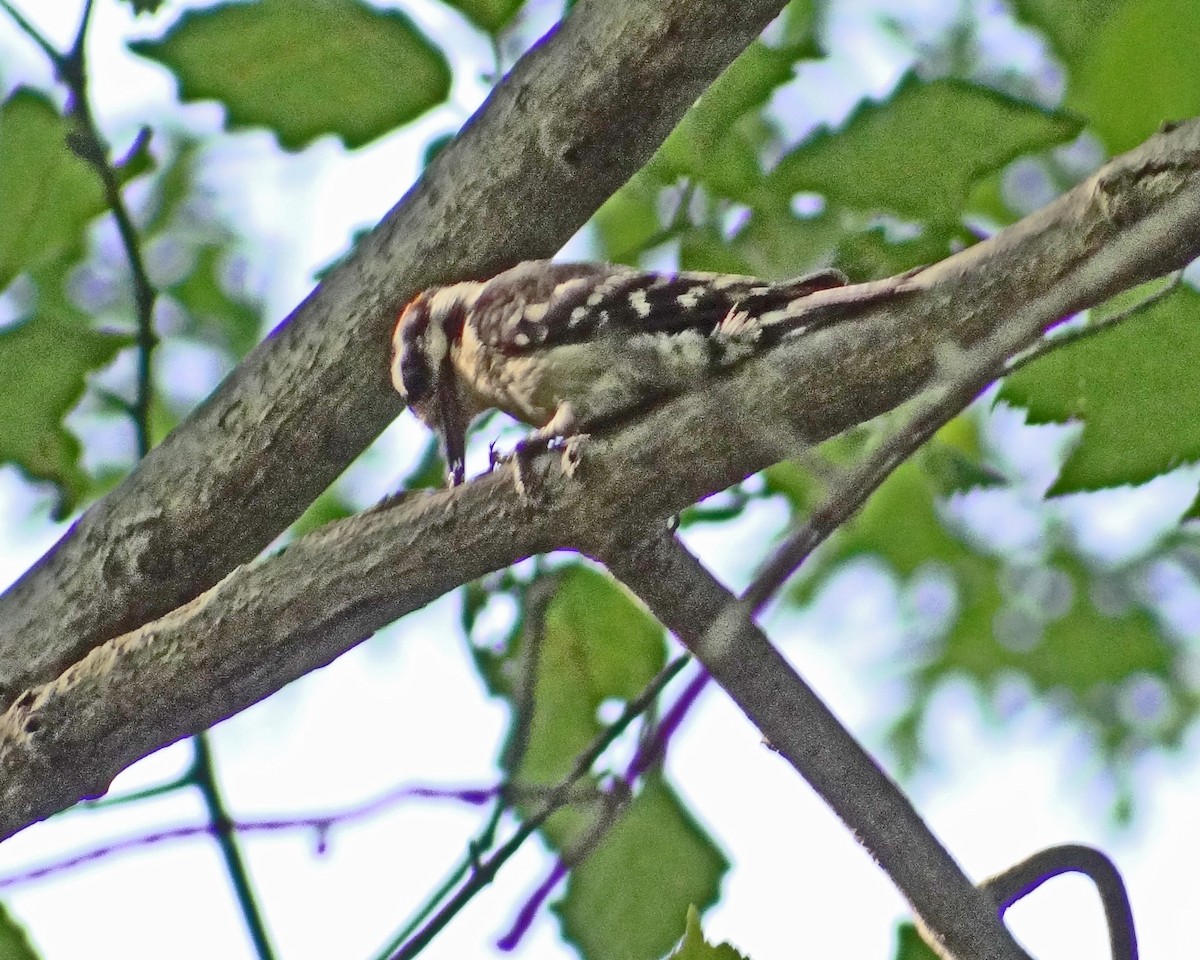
[166,246,262,358]
[964,166,1019,228]
[440,0,525,34]
[1017,0,1200,153]
[556,777,728,960]
[593,168,671,265]
[129,0,451,151]
[1001,286,1200,493]
[289,487,356,537]
[656,40,809,202]
[1071,0,1200,153]
[900,529,1197,768]
[928,553,1171,697]
[1011,0,1126,64]
[833,219,962,280]
[0,903,41,960]
[513,567,665,788]
[475,566,665,850]
[906,547,1200,782]
[0,262,134,516]
[0,90,105,291]
[401,435,448,490]
[763,429,870,517]
[658,33,818,171]
[593,19,820,264]
[804,459,961,584]
[771,0,818,50]
[922,415,1006,496]
[772,420,1195,775]
[139,138,201,236]
[892,922,940,960]
[117,139,266,360]
[724,207,846,280]
[678,226,756,276]
[669,906,750,960]
[123,0,166,13]
[769,76,1081,225]
[1031,556,1171,692]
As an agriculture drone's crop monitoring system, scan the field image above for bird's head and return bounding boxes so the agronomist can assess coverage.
[391,282,483,485]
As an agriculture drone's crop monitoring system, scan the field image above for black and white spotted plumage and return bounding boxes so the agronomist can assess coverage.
[391,260,847,484]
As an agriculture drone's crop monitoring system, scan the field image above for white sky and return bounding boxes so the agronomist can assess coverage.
[1,2,1197,959]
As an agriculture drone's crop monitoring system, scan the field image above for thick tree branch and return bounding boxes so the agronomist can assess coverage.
[0,0,791,711]
[2,117,1199,843]
[599,534,1030,960]
[587,316,1059,957]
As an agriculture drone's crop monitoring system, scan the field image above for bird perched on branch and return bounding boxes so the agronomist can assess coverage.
[391,259,848,485]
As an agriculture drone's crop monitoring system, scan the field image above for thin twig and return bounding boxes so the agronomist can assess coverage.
[741,301,1049,617]
[3,782,495,890]
[602,534,1032,960]
[64,104,158,456]
[1,0,159,456]
[66,0,95,64]
[627,666,708,777]
[77,773,193,810]
[73,0,276,943]
[188,735,278,960]
[372,578,560,960]
[0,0,62,64]
[498,575,556,774]
[643,265,1172,958]
[1005,271,1184,377]
[743,268,1187,617]
[495,781,628,950]
[371,800,507,960]
[494,661,710,950]
[487,33,504,85]
[495,860,568,950]
[983,844,1137,960]
[741,371,993,616]
[1,3,274,956]
[388,654,690,960]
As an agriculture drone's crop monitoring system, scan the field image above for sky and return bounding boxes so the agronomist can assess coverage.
[1,1,1198,959]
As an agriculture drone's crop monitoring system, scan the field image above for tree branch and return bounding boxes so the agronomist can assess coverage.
[0,3,279,950]
[1,114,1198,857]
[600,533,1030,960]
[1,115,1195,960]
[385,656,690,959]
[0,0,792,711]
[982,845,1137,960]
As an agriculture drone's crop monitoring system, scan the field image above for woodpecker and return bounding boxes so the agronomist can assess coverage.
[391,260,848,485]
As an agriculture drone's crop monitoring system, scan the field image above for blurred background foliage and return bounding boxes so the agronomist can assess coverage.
[2,0,1200,957]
